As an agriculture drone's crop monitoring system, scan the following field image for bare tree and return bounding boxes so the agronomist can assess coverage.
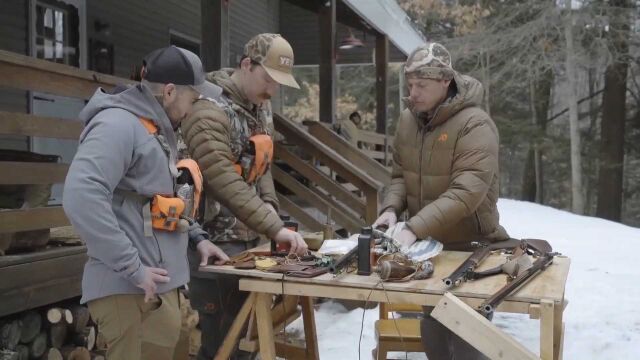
[596,0,632,221]
[564,0,585,214]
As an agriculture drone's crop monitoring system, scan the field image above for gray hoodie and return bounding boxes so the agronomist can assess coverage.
[63,84,189,304]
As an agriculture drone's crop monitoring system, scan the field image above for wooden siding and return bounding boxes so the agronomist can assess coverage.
[0,0,29,149]
[86,0,201,78]
[228,0,280,66]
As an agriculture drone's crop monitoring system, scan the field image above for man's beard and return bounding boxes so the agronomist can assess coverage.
[258,92,271,101]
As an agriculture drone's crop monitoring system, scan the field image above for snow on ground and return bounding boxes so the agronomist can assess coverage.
[285,199,640,359]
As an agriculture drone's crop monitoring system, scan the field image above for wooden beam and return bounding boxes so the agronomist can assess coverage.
[431,292,538,360]
[0,207,69,234]
[318,0,336,124]
[375,34,389,135]
[275,145,365,214]
[276,193,323,232]
[0,162,69,185]
[0,111,83,139]
[0,49,129,99]
[0,250,86,317]
[201,0,229,71]
[272,166,361,233]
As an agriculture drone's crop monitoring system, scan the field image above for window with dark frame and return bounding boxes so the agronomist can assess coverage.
[35,0,79,66]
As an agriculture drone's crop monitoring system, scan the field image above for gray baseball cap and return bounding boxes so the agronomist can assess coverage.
[142,46,222,99]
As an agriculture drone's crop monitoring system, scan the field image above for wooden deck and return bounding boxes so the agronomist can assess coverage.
[0,227,86,317]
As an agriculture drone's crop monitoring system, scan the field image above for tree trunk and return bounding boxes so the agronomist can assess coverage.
[596,0,631,221]
[564,0,584,214]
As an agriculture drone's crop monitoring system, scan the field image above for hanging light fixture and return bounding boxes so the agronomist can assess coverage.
[339,28,364,50]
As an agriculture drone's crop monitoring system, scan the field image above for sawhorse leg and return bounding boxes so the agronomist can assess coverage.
[540,299,564,360]
[214,292,256,360]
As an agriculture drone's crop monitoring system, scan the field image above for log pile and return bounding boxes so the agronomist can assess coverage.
[0,303,103,360]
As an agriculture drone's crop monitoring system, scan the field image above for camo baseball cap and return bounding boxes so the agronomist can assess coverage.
[244,33,300,89]
[404,42,454,81]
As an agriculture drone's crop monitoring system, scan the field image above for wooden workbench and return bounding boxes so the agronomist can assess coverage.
[200,249,571,360]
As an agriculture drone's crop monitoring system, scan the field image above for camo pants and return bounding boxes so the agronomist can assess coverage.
[189,240,259,360]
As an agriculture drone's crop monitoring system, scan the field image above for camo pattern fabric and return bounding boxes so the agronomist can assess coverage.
[206,95,273,242]
[244,33,280,63]
[404,42,454,81]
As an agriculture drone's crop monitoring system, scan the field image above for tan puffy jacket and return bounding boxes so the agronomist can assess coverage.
[381,72,509,249]
[181,70,283,238]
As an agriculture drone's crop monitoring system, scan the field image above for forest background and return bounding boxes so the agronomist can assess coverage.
[281,0,640,227]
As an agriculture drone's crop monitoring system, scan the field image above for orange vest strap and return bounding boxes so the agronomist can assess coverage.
[139,117,158,134]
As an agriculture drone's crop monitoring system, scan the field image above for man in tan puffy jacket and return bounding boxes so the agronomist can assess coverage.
[373,42,509,360]
[181,34,306,360]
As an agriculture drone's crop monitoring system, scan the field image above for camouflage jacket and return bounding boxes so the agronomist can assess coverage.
[180,69,282,242]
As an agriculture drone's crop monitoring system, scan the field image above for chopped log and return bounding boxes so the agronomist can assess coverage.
[0,349,18,360]
[48,323,68,349]
[43,348,64,360]
[69,307,89,334]
[0,319,22,350]
[14,345,28,360]
[46,309,73,325]
[27,332,47,359]
[60,347,90,360]
[18,311,41,344]
[71,327,95,351]
[44,348,63,360]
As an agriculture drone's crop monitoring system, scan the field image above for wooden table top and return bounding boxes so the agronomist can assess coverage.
[199,245,571,304]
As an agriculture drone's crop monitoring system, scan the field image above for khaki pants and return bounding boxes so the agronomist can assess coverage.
[88,290,181,360]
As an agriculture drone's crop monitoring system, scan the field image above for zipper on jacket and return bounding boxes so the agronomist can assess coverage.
[152,232,165,264]
[418,106,443,208]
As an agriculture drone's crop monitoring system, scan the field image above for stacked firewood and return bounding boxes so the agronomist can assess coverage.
[0,304,104,360]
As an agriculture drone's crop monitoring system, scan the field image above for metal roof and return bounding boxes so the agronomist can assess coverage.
[342,0,426,55]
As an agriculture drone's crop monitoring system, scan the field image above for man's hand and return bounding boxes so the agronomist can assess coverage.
[396,227,417,249]
[273,228,308,256]
[136,266,171,303]
[373,211,397,228]
[264,202,277,215]
[197,241,230,266]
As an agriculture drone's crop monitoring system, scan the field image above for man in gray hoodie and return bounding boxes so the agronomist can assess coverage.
[63,46,228,360]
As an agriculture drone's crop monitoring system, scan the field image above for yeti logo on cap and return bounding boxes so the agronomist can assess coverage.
[279,56,292,68]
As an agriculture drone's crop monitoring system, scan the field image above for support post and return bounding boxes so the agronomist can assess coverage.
[201,0,229,71]
[375,33,388,135]
[319,0,336,124]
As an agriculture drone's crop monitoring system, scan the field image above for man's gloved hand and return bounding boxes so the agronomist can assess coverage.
[396,227,417,250]
[136,266,170,303]
[273,227,308,256]
[196,241,229,267]
[373,211,397,228]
